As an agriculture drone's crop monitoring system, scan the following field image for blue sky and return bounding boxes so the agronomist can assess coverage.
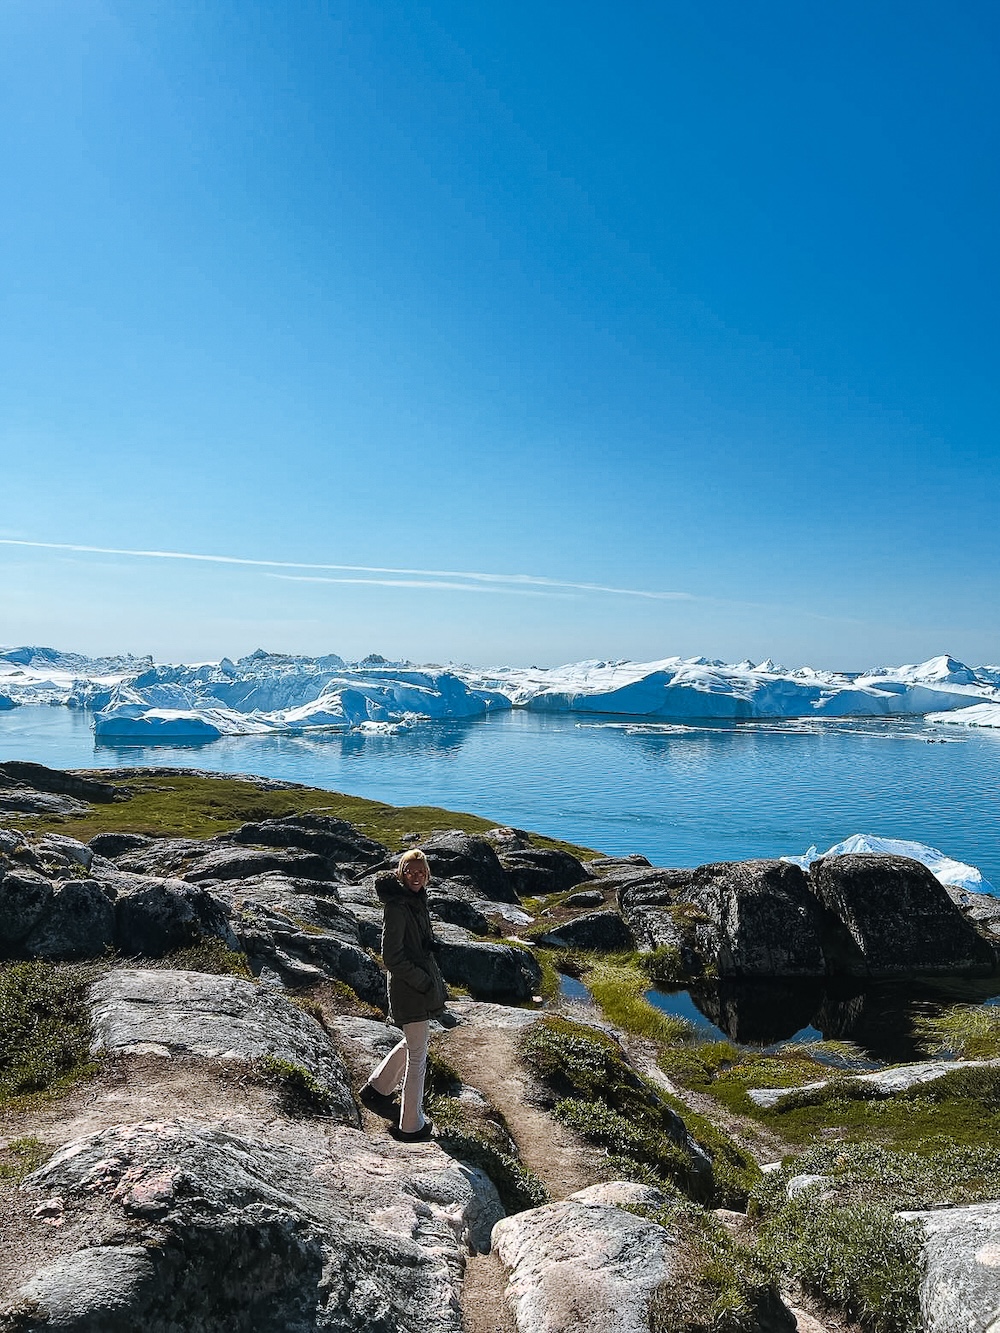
[1,1,997,668]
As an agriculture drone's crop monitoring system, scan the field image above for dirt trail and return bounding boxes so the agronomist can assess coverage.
[439,1020,611,1333]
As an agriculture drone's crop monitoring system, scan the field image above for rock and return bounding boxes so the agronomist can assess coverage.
[37,833,94,869]
[89,968,358,1123]
[616,868,698,912]
[809,854,996,976]
[419,831,519,904]
[116,838,209,878]
[88,831,155,858]
[325,1015,403,1068]
[0,786,91,815]
[427,885,492,934]
[491,1189,677,1333]
[898,1199,1000,1333]
[433,923,543,1002]
[183,846,336,884]
[678,860,827,978]
[231,814,388,876]
[7,1118,501,1333]
[0,760,121,803]
[747,1057,1000,1109]
[538,909,635,952]
[22,878,116,959]
[587,854,653,874]
[0,870,54,944]
[564,889,605,908]
[499,848,590,898]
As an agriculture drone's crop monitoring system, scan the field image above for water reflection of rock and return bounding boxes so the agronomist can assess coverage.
[687,977,1000,1064]
[688,980,823,1046]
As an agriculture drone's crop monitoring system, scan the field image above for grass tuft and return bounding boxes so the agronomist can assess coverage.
[914,1003,1000,1060]
[0,961,97,1110]
[0,1136,52,1180]
[257,1055,336,1117]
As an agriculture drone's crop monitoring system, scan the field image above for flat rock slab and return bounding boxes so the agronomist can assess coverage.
[89,968,357,1124]
[492,1187,675,1333]
[747,1058,1000,1109]
[898,1200,1000,1333]
[7,1118,501,1333]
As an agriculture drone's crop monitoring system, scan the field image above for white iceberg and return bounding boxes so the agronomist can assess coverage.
[781,833,994,896]
[926,703,1000,730]
[5,644,1000,744]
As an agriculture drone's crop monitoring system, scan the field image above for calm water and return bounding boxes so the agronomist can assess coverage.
[1,706,999,885]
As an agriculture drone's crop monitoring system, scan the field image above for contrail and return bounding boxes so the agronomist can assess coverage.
[0,538,692,602]
[267,574,575,597]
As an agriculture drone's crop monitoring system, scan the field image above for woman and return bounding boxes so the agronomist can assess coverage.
[360,848,447,1141]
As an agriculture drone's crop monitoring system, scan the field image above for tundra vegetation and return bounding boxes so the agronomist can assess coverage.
[3,768,999,1332]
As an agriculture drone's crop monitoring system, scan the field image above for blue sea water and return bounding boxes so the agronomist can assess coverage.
[1,706,999,887]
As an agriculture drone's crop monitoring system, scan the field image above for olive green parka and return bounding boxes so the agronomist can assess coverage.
[376,871,447,1026]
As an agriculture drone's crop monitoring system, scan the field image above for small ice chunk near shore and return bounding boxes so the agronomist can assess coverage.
[781,834,994,896]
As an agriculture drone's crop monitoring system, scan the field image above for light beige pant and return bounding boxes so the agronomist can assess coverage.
[369,1020,430,1132]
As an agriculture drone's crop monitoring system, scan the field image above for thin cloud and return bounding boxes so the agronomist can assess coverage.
[0,538,691,602]
[267,574,575,598]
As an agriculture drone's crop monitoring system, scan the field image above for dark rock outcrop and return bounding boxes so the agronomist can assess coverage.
[22,878,116,960]
[419,832,519,904]
[0,760,121,803]
[88,831,156,858]
[231,814,388,877]
[539,909,635,952]
[433,922,542,1002]
[184,846,336,884]
[564,889,605,908]
[499,848,590,898]
[808,854,995,976]
[679,860,827,978]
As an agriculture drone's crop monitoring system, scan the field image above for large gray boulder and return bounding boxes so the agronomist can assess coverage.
[499,848,590,898]
[434,922,542,1002]
[89,968,358,1124]
[419,832,519,904]
[492,1186,675,1333]
[231,814,388,876]
[22,878,116,960]
[538,909,635,952]
[809,854,995,976]
[680,860,827,978]
[7,1118,503,1333]
[183,845,336,884]
[898,1200,1000,1333]
[492,1181,793,1333]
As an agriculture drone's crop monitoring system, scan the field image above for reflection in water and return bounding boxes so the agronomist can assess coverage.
[649,976,1000,1064]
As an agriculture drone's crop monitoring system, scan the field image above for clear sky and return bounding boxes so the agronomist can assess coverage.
[1,1,997,669]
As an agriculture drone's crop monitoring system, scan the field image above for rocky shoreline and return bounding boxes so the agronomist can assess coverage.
[2,762,1000,1331]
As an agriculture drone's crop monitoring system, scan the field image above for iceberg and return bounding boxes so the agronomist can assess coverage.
[781,833,994,896]
[926,703,1000,730]
[4,645,1000,745]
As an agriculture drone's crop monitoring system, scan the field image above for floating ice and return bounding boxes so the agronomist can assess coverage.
[781,833,994,896]
[3,645,1000,744]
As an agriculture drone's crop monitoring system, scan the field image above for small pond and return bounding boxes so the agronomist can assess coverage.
[559,971,1000,1065]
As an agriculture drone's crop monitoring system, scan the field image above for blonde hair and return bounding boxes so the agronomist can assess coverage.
[396,849,431,882]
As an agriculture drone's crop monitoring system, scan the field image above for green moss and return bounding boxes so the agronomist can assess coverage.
[753,1140,1000,1213]
[0,1137,51,1180]
[425,1047,463,1097]
[257,1055,336,1117]
[0,961,98,1110]
[638,1200,780,1333]
[554,1096,694,1183]
[519,1017,716,1203]
[757,1194,923,1333]
[429,1094,549,1213]
[161,937,254,979]
[14,772,597,858]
